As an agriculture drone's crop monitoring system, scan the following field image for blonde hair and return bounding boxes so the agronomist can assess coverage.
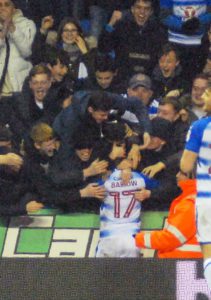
[29,63,51,80]
[30,123,54,144]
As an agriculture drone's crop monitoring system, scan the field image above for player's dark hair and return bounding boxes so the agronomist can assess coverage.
[72,125,96,149]
[102,122,126,143]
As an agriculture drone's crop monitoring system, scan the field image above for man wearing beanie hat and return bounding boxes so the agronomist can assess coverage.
[149,117,172,145]
[136,117,180,210]
[141,117,172,152]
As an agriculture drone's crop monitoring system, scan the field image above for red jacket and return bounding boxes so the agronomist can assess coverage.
[135,179,202,258]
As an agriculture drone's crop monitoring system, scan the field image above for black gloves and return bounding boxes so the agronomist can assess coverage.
[182,17,200,35]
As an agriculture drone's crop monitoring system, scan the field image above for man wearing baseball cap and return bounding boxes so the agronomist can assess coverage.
[122,73,159,123]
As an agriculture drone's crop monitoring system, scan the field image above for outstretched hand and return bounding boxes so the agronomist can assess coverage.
[142,162,165,178]
[80,183,106,200]
[41,15,54,33]
[84,159,108,177]
[108,10,122,27]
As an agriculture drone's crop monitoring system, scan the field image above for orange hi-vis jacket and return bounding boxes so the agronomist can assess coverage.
[135,179,202,258]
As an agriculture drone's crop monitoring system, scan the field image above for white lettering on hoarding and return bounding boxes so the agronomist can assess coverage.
[176,261,211,300]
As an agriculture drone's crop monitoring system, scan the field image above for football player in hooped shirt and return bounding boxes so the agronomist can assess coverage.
[95,122,158,257]
[180,87,211,290]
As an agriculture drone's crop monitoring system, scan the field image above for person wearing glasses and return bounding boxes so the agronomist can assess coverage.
[32,16,96,80]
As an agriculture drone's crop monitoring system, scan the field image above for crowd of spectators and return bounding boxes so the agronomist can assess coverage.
[0,0,211,222]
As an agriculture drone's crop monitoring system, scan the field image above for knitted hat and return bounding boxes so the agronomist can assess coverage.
[150,117,172,142]
[72,126,96,150]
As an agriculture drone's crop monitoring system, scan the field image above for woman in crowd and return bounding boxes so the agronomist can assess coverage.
[32,16,96,80]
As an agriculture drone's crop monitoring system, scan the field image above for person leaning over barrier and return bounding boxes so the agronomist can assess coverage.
[53,90,152,170]
[24,122,106,212]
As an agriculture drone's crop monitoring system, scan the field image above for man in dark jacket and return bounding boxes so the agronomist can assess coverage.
[14,63,68,134]
[152,43,190,99]
[142,97,190,180]
[74,54,127,96]
[138,117,180,210]
[53,90,151,145]
[0,126,43,215]
[53,90,151,168]
[98,0,167,79]
[24,123,106,212]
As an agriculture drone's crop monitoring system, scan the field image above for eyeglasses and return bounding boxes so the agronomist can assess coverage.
[63,29,78,34]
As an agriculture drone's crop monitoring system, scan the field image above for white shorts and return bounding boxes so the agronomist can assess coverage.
[196,199,211,244]
[95,234,141,257]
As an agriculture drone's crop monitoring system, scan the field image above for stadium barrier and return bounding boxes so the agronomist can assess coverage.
[0,210,210,299]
